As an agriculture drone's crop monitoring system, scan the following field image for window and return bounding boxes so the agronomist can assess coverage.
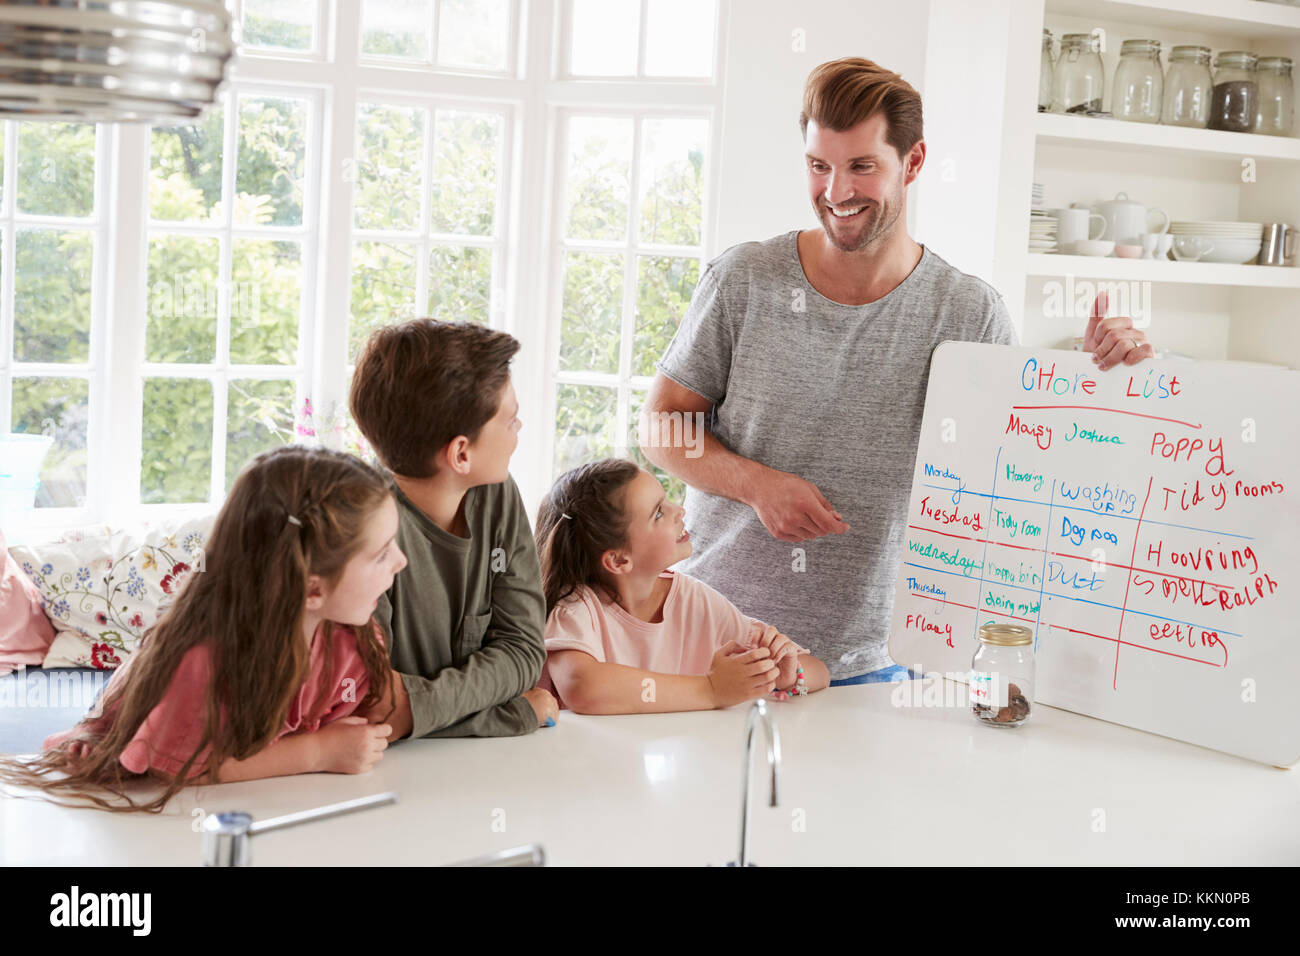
[1,0,725,533]
[349,98,509,362]
[144,87,320,501]
[548,0,722,500]
[1,121,106,515]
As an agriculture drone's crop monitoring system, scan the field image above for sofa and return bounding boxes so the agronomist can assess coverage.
[0,512,215,754]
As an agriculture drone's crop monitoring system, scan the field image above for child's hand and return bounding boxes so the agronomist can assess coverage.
[776,650,802,689]
[708,641,779,708]
[315,716,391,774]
[749,623,798,679]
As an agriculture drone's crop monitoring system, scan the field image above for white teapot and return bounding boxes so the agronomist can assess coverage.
[1091,192,1170,246]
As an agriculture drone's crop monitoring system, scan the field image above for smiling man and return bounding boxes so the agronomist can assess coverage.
[640,57,1155,685]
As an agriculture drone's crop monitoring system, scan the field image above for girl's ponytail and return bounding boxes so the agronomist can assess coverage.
[535,458,641,615]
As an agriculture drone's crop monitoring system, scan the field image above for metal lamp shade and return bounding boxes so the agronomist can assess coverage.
[0,0,233,122]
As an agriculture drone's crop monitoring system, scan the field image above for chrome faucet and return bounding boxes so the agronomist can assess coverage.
[728,698,781,866]
[201,792,398,866]
[444,844,546,866]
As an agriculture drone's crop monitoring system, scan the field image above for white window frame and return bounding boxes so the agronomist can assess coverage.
[0,120,113,531]
[2,0,728,539]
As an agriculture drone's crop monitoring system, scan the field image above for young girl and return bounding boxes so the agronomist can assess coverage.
[535,459,829,714]
[0,445,408,812]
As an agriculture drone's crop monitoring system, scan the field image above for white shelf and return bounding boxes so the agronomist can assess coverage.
[1025,252,1300,287]
[1046,0,1300,38]
[1036,112,1300,162]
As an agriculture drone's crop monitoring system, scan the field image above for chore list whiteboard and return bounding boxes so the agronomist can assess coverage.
[888,343,1300,766]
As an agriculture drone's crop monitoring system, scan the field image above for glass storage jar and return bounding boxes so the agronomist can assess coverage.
[1209,51,1259,132]
[1039,29,1055,112]
[1052,33,1105,114]
[970,624,1035,727]
[1113,38,1164,123]
[1162,45,1212,128]
[1255,56,1294,135]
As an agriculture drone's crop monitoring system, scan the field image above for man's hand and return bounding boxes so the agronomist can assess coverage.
[747,468,850,542]
[1085,290,1155,371]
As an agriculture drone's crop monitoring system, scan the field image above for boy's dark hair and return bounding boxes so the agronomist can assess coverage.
[535,458,642,615]
[350,319,520,478]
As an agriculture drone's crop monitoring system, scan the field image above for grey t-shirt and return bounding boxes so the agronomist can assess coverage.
[656,230,1018,679]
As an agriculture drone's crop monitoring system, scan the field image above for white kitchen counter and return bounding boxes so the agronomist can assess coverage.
[3,681,1297,866]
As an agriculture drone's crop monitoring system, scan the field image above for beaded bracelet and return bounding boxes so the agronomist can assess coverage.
[772,665,807,701]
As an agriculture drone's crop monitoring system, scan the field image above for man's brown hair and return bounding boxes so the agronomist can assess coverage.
[350,319,520,478]
[799,57,924,159]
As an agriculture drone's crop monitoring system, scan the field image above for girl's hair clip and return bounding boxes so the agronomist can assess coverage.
[286,514,303,527]
[561,512,573,521]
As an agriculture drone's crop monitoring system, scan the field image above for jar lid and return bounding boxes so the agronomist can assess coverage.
[978,624,1032,646]
[1061,33,1098,51]
[1119,39,1161,55]
[1258,56,1293,71]
[1215,51,1259,69]
[1170,45,1210,61]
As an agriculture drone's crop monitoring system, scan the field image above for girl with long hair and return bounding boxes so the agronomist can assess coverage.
[0,445,407,811]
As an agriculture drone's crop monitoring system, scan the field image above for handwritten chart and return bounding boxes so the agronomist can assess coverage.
[888,343,1300,766]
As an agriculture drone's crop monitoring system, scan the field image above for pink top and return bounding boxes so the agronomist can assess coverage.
[539,570,806,709]
[44,621,378,778]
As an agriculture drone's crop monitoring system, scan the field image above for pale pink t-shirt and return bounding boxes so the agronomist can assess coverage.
[539,570,805,709]
[44,621,378,778]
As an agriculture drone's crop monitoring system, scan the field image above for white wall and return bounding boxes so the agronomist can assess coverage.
[712,0,932,257]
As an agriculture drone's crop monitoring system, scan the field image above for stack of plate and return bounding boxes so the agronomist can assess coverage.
[1169,221,1263,264]
[1029,210,1057,253]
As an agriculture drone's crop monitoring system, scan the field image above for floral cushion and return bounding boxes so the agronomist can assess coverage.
[10,513,216,670]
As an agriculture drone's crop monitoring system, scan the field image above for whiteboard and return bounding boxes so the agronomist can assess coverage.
[888,343,1300,766]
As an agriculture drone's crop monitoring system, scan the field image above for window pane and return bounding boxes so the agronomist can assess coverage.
[350,240,418,361]
[436,0,509,71]
[10,377,89,509]
[428,245,491,323]
[560,252,622,373]
[570,0,637,76]
[151,107,225,222]
[146,235,220,363]
[236,96,308,227]
[645,0,715,77]
[554,384,616,478]
[362,0,432,59]
[640,118,707,246]
[230,240,301,365]
[355,103,426,231]
[635,256,698,377]
[17,123,95,217]
[141,379,212,504]
[226,379,295,491]
[431,110,501,236]
[242,0,316,51]
[14,229,93,364]
[628,388,686,501]
[564,116,632,241]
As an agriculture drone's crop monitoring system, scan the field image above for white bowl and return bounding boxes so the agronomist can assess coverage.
[1199,239,1262,264]
[1115,244,1143,258]
[1074,239,1115,257]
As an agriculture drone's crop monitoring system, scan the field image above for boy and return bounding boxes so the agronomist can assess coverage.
[350,319,557,737]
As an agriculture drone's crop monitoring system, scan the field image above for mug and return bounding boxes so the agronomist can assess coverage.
[1054,207,1108,252]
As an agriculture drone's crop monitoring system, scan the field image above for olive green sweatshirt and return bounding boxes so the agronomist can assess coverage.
[375,476,546,738]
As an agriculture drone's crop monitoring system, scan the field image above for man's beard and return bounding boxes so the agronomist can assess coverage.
[817,190,902,252]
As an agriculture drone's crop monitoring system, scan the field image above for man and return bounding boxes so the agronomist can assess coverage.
[640,57,1154,685]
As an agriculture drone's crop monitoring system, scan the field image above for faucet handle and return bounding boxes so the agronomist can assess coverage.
[201,792,398,866]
